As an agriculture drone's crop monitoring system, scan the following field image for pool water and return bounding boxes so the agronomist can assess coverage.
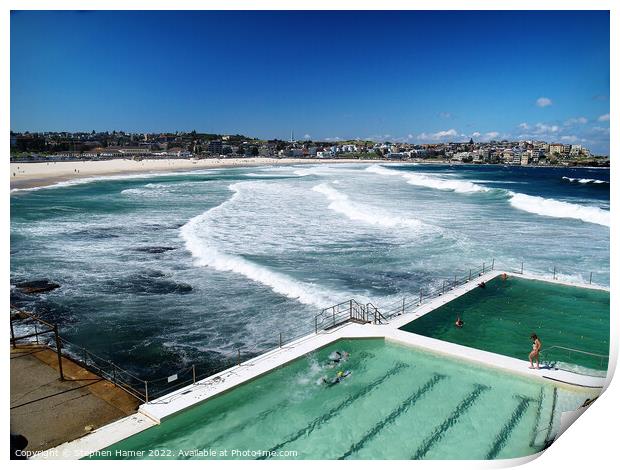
[91,339,596,460]
[400,276,609,373]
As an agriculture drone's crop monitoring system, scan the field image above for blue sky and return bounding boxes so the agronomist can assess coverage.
[11,10,610,154]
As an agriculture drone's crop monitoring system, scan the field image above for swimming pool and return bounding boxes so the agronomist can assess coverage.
[89,338,596,460]
[399,276,609,373]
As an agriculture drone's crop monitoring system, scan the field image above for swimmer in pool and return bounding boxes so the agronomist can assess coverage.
[328,351,350,365]
[455,316,464,328]
[478,281,486,288]
[322,370,351,386]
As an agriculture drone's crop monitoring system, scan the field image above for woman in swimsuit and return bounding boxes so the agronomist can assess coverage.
[529,333,542,369]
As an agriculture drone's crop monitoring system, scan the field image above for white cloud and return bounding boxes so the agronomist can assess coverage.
[484,131,500,141]
[591,126,610,135]
[598,113,610,122]
[472,132,481,138]
[518,122,529,130]
[303,134,311,139]
[533,122,561,134]
[564,117,588,125]
[438,112,452,119]
[536,97,553,108]
[323,136,342,142]
[417,129,459,142]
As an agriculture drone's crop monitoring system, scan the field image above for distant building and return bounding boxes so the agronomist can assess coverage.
[118,148,150,156]
[549,143,563,156]
[288,148,304,157]
[562,144,571,156]
[207,140,223,154]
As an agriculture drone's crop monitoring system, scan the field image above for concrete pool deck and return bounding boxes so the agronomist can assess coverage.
[34,269,609,460]
[10,344,141,456]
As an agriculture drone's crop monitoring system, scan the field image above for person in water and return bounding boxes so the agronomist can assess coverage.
[478,281,486,289]
[455,316,464,328]
[529,333,542,369]
[501,273,508,281]
[328,350,349,364]
[322,370,351,386]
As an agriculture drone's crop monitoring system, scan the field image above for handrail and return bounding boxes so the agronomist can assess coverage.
[366,302,388,324]
[541,345,608,359]
[540,345,609,375]
[11,259,604,403]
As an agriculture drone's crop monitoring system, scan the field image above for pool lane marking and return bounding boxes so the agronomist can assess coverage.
[529,388,545,448]
[486,394,534,459]
[204,351,377,447]
[543,387,558,444]
[338,373,446,460]
[411,383,490,460]
[256,362,410,459]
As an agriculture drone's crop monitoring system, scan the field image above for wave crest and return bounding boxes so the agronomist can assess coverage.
[562,176,609,185]
[508,192,610,227]
[179,184,343,308]
[365,164,488,193]
[312,183,425,229]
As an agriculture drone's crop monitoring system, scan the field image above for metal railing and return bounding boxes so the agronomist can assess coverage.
[10,259,607,404]
[375,260,495,320]
[540,345,609,375]
[10,308,148,402]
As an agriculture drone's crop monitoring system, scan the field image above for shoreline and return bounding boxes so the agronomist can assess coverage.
[9,157,386,190]
[10,157,610,191]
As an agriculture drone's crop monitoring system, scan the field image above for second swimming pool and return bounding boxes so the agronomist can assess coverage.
[399,276,609,373]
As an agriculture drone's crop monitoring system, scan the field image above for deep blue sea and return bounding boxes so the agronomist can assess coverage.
[10,163,610,379]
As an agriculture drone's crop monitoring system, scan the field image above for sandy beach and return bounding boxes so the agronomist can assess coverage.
[10,157,382,190]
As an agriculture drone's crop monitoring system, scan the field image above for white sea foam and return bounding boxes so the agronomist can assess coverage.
[508,192,610,227]
[365,164,489,193]
[179,184,344,308]
[11,169,219,193]
[312,183,425,230]
[365,165,609,227]
[244,172,298,178]
[562,176,609,185]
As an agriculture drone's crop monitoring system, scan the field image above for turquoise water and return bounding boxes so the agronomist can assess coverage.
[91,339,596,460]
[10,164,609,379]
[400,276,610,372]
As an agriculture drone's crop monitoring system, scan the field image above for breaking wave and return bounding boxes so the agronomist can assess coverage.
[179,184,344,308]
[365,164,488,193]
[562,176,609,185]
[312,183,425,230]
[365,164,609,227]
[508,192,610,227]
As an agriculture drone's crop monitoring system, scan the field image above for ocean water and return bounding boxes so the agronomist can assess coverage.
[10,163,610,379]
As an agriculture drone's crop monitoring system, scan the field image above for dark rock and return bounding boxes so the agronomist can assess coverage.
[134,246,176,254]
[15,279,61,294]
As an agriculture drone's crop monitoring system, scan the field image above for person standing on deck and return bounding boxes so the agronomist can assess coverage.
[529,333,542,369]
